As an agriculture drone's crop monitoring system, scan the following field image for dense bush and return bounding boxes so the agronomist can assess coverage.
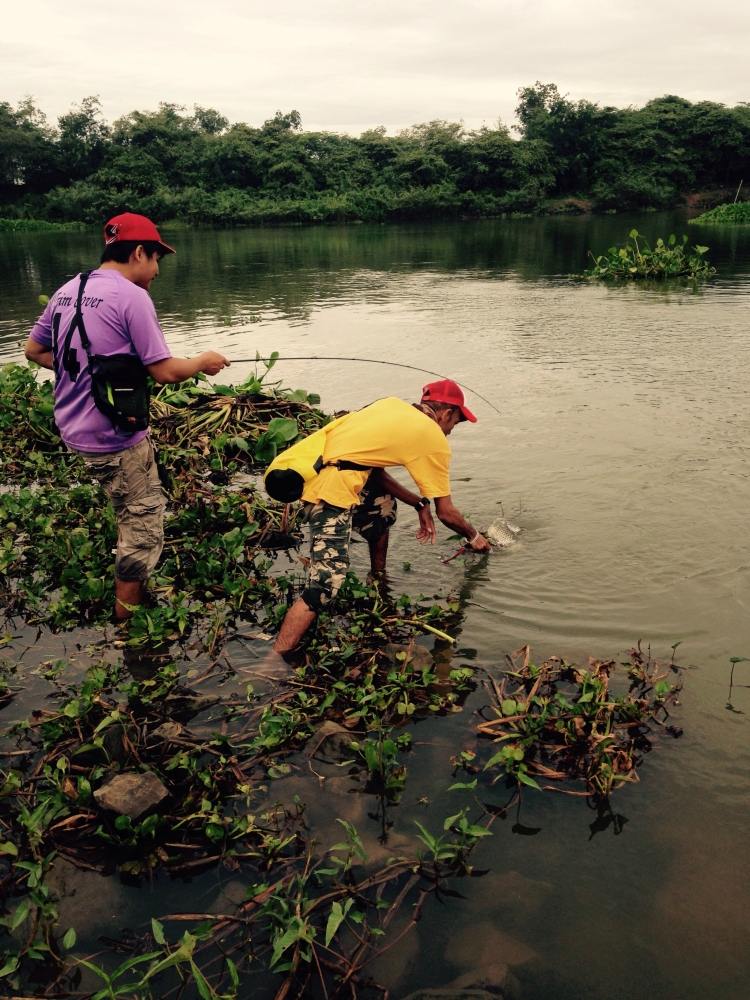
[1,86,748,224]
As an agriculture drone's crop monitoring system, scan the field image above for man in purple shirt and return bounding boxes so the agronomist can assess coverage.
[24,212,230,622]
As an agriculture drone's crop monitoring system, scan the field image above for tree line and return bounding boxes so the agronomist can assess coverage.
[1,84,748,225]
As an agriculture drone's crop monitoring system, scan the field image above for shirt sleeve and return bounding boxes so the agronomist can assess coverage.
[122,287,172,365]
[29,301,54,347]
[405,450,451,498]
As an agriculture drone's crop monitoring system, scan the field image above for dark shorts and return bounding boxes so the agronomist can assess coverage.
[301,474,398,612]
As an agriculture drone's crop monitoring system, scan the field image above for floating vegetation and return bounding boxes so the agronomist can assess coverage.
[584,229,715,280]
[0,361,685,997]
[0,610,483,995]
[689,201,750,226]
[475,644,682,799]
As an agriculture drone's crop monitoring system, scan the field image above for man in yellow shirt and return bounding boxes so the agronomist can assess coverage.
[274,379,491,654]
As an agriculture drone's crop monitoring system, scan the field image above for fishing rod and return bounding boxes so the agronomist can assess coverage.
[225,355,502,416]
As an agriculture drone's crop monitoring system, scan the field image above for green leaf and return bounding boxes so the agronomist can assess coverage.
[443,810,464,831]
[0,841,18,856]
[414,820,437,852]
[190,960,215,1000]
[448,779,477,791]
[0,955,19,977]
[271,925,303,967]
[325,900,346,947]
[10,898,31,930]
[151,917,166,945]
[266,417,299,444]
[464,823,492,838]
[517,770,542,790]
[62,927,77,950]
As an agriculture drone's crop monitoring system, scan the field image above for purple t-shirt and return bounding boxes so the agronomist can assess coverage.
[30,269,172,453]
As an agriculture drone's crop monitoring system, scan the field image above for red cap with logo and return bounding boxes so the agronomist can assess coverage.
[421,379,477,423]
[102,212,176,255]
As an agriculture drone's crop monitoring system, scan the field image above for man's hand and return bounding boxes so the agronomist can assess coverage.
[468,532,491,553]
[199,351,230,375]
[416,506,436,544]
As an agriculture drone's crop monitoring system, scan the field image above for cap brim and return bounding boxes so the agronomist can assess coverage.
[459,404,477,423]
[157,240,176,255]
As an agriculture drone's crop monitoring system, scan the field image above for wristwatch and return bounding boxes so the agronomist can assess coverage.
[415,497,430,511]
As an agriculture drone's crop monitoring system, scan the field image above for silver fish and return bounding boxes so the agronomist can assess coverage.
[486,517,522,548]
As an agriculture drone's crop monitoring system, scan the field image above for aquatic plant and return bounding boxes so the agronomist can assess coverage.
[0,361,687,998]
[0,591,479,996]
[584,229,715,280]
[689,201,750,226]
[476,643,682,799]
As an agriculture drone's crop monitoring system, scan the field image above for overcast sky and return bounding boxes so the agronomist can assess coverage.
[4,0,748,134]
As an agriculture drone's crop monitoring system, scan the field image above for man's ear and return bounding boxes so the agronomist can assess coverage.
[131,244,146,263]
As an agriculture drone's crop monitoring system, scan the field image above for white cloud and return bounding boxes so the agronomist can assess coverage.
[4,0,748,134]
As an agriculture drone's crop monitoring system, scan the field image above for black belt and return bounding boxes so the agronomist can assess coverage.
[314,457,372,473]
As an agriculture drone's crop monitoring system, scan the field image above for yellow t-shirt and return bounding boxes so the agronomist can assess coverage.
[302,397,451,509]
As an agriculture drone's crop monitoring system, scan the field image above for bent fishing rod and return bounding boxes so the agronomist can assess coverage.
[224,355,501,416]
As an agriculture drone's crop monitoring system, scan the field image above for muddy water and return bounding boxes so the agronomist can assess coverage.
[2,214,750,999]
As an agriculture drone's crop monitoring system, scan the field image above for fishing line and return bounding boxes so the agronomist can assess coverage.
[225,355,502,415]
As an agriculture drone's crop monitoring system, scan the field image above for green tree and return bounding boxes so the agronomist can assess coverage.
[57,96,110,182]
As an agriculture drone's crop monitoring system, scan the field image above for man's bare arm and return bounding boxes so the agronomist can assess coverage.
[147,352,230,384]
[434,495,490,551]
[24,337,54,370]
[378,470,436,543]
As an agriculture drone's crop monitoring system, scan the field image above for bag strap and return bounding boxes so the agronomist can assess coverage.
[56,271,92,381]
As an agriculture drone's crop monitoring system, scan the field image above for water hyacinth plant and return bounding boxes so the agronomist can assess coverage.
[0,358,686,999]
[585,229,715,280]
[689,201,750,226]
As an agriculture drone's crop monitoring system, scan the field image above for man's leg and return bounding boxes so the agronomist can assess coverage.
[352,473,397,578]
[80,437,166,621]
[115,579,146,622]
[274,598,317,654]
[113,438,166,619]
[274,501,352,655]
[368,530,389,576]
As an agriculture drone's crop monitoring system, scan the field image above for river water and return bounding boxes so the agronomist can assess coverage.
[1,214,749,999]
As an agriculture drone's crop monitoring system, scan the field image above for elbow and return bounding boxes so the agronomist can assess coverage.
[148,361,178,385]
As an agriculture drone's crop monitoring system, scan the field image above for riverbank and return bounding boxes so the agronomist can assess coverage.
[0,188,738,233]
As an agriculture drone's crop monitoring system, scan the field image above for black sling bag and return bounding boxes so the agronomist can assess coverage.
[56,272,151,434]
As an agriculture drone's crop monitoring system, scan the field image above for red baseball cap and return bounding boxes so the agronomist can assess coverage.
[421,379,477,422]
[103,212,176,255]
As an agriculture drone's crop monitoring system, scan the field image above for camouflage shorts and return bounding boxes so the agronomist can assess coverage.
[301,475,398,611]
[351,473,398,541]
[75,436,167,583]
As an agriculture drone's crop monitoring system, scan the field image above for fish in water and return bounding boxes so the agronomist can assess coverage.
[485,517,522,548]
[441,516,521,562]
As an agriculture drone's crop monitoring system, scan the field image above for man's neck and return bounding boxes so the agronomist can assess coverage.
[100,261,135,283]
[413,402,438,423]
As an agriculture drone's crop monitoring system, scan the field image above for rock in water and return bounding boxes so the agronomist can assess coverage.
[486,517,521,548]
[94,772,168,818]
